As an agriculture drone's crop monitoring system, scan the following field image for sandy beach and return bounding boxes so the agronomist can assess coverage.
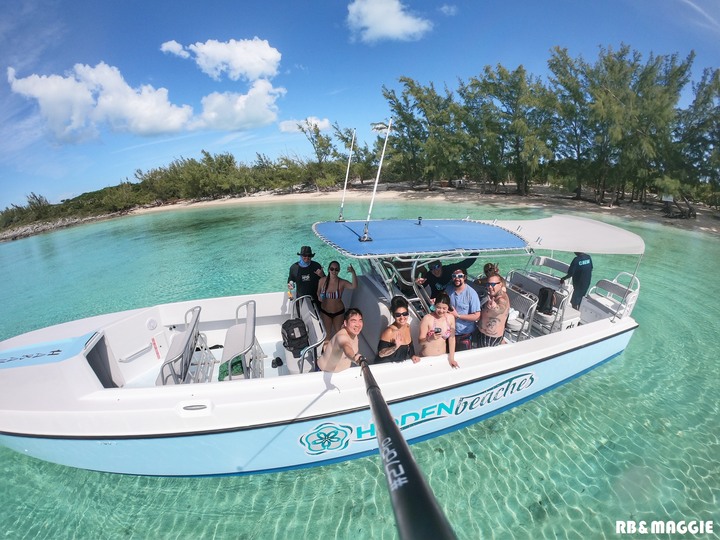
[128,185,720,236]
[3,185,719,241]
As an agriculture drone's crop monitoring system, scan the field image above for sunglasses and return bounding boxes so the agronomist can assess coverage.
[329,267,340,272]
[394,311,409,317]
[487,282,501,287]
[452,273,465,279]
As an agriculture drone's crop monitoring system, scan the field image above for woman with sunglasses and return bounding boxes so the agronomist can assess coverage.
[376,296,421,364]
[317,261,357,338]
[419,292,458,368]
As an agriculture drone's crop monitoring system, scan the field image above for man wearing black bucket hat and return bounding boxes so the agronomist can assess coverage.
[288,246,325,303]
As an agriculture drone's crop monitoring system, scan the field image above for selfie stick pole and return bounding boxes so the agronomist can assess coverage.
[358,358,456,540]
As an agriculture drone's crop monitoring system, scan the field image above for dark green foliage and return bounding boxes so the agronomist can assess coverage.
[3,44,718,233]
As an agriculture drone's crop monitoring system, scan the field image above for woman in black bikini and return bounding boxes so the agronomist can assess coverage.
[317,261,357,339]
[376,296,421,364]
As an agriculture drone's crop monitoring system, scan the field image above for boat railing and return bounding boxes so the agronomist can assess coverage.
[379,260,431,315]
[506,271,578,335]
[580,274,640,322]
[220,300,265,380]
[291,295,326,373]
[528,255,570,276]
[505,287,538,342]
[156,306,215,385]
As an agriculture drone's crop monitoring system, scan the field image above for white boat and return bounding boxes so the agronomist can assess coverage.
[0,215,644,476]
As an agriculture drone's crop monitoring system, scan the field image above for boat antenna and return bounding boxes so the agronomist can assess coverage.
[358,358,456,540]
[360,118,392,242]
[336,129,356,222]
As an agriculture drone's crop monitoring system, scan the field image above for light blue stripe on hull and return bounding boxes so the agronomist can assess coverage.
[0,328,634,476]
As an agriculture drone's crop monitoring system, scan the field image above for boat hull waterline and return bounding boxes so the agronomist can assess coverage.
[0,319,635,476]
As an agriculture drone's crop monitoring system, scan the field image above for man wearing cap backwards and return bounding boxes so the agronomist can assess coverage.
[416,256,477,300]
[288,246,325,303]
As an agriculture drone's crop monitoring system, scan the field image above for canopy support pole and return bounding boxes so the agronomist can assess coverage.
[360,119,392,242]
[336,129,356,222]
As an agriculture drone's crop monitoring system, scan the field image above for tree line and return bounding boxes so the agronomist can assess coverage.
[2,44,718,231]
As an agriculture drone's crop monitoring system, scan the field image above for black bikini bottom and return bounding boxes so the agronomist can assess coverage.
[320,306,345,319]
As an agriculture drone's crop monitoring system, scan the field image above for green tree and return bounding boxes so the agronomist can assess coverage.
[382,80,427,185]
[547,47,594,196]
[675,68,720,191]
[298,120,335,190]
[471,65,554,195]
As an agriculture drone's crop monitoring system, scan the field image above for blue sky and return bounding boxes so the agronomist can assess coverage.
[1,0,718,209]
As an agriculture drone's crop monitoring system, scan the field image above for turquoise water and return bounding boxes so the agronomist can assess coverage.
[1,198,718,539]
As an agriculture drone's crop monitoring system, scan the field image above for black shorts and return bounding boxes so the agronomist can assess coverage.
[478,332,503,348]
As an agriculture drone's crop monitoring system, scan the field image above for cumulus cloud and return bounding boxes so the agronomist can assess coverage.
[193,80,287,130]
[7,66,97,142]
[347,0,433,43]
[162,37,281,81]
[160,40,190,59]
[279,116,332,133]
[7,63,193,141]
[439,4,458,17]
[7,61,287,141]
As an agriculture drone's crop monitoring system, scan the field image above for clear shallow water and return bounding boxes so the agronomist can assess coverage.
[1,198,717,539]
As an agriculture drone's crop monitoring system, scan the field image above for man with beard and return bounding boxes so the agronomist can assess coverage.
[445,270,481,351]
[477,274,509,347]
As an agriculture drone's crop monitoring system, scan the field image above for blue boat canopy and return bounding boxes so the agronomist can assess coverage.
[313,219,528,259]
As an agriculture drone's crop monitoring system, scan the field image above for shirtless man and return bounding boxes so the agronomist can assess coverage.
[317,309,365,372]
[477,275,509,347]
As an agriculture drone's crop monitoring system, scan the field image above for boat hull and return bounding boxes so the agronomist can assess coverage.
[0,323,635,476]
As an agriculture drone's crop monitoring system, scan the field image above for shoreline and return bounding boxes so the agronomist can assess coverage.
[2,186,719,241]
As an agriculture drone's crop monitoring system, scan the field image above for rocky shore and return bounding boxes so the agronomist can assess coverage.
[0,213,122,242]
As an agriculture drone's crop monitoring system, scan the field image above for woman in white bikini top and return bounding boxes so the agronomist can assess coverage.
[419,292,458,368]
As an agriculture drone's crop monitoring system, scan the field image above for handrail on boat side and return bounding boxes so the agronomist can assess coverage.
[118,341,153,363]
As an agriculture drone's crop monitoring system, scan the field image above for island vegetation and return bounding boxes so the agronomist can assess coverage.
[2,45,718,236]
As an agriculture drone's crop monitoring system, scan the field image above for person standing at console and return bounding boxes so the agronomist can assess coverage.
[560,252,593,309]
[288,246,325,303]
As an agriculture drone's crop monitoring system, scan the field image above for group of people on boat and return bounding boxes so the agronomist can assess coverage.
[287,245,358,336]
[288,245,515,373]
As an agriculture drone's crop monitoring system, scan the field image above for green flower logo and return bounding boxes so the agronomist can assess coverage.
[300,422,354,455]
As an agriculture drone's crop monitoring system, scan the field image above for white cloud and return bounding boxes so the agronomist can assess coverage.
[160,40,190,59]
[7,58,289,140]
[439,5,458,17]
[347,0,433,43]
[193,79,286,130]
[279,116,332,133]
[8,66,98,142]
[8,63,193,141]
[163,37,282,81]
